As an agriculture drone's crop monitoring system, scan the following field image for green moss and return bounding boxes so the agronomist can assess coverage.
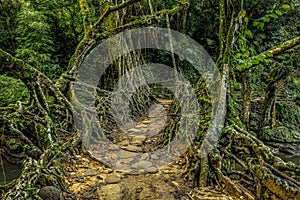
[261,126,300,142]
[276,102,300,130]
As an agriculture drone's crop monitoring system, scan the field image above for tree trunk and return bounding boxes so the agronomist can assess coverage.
[241,71,251,130]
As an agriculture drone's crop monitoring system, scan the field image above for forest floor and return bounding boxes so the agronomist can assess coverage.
[63,153,237,200]
[63,99,238,199]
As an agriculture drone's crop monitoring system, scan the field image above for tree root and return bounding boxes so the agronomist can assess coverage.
[212,126,300,199]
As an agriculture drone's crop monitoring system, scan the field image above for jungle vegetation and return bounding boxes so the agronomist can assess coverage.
[0,0,299,199]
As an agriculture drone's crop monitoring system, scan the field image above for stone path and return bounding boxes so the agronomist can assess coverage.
[64,154,191,199]
[63,98,237,199]
[63,153,236,200]
[88,98,185,173]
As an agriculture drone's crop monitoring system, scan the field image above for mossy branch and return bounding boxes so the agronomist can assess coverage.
[239,36,300,72]
[78,0,91,35]
[93,0,141,32]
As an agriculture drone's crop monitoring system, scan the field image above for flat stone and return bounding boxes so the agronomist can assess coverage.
[129,128,141,133]
[117,140,129,147]
[109,144,120,151]
[132,160,153,170]
[142,119,151,124]
[82,158,89,163]
[115,161,131,171]
[130,135,146,145]
[122,145,143,152]
[135,124,148,128]
[105,174,122,184]
[118,150,137,159]
[141,153,149,160]
[146,166,158,173]
[96,184,122,200]
[81,169,98,177]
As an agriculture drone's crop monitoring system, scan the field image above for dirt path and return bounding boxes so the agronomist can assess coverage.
[63,99,237,199]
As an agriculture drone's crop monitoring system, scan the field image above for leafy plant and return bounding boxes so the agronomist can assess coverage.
[0,75,28,107]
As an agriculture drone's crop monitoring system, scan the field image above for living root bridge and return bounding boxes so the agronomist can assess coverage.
[212,125,300,199]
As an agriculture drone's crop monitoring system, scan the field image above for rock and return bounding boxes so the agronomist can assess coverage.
[109,144,120,151]
[132,160,153,170]
[103,168,114,174]
[105,174,122,184]
[171,181,180,187]
[117,140,129,147]
[117,150,137,159]
[142,119,151,124]
[146,166,158,173]
[136,187,143,193]
[82,157,89,163]
[128,128,141,133]
[122,145,143,152]
[135,124,148,128]
[130,135,146,145]
[141,153,149,160]
[115,161,131,171]
[150,154,159,160]
[81,168,98,177]
[38,186,62,200]
[96,184,122,200]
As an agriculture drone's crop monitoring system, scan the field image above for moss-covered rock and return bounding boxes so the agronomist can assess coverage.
[38,186,62,200]
[260,126,300,143]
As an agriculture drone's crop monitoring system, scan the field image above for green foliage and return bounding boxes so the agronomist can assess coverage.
[14,0,83,80]
[288,77,300,105]
[0,75,28,107]
[0,0,21,54]
[15,0,61,80]
[252,4,290,30]
[276,102,300,131]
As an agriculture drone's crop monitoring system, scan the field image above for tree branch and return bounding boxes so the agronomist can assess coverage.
[94,5,183,40]
[93,0,141,32]
[56,3,183,95]
[78,0,91,35]
[239,36,300,72]
[0,48,71,107]
[0,48,37,82]
[267,36,300,55]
